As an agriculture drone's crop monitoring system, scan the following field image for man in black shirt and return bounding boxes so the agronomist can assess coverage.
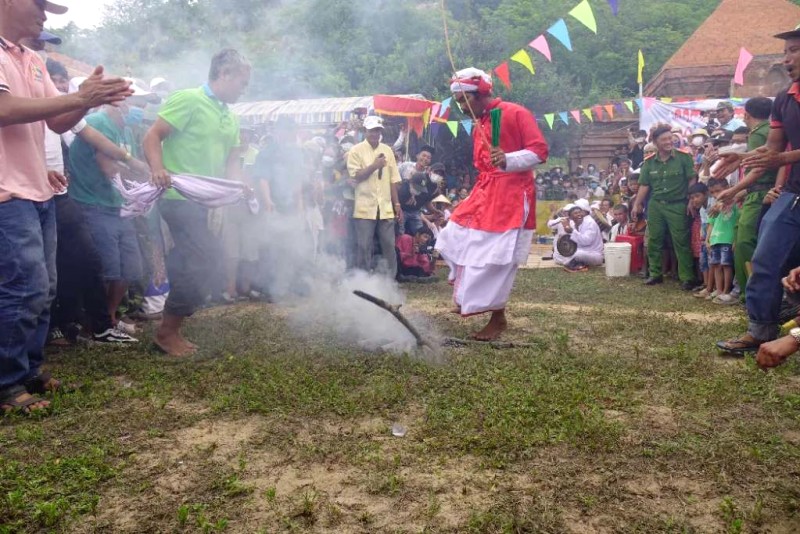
[715,26,800,358]
[398,171,439,235]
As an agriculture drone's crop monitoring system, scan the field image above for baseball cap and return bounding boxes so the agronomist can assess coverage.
[710,130,733,145]
[716,101,734,112]
[38,31,62,45]
[43,2,68,15]
[775,23,800,40]
[363,116,384,130]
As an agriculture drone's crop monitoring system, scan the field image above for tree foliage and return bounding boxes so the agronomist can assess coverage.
[50,0,799,155]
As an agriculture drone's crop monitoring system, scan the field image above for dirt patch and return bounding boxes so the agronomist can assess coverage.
[641,405,679,434]
[512,302,738,325]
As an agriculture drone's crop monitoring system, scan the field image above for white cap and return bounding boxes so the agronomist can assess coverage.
[574,199,591,213]
[590,201,601,210]
[150,77,167,90]
[363,116,384,130]
[563,203,576,212]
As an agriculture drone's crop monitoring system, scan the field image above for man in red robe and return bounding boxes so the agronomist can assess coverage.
[435,68,549,340]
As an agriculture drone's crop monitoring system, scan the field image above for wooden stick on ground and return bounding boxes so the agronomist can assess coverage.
[353,290,431,349]
[442,337,541,349]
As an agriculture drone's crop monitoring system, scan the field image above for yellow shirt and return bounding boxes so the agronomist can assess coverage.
[347,140,400,220]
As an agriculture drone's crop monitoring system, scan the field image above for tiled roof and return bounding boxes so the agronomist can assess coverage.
[663,0,800,69]
[47,51,94,78]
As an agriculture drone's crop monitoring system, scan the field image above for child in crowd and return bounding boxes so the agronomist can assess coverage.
[396,228,436,281]
[704,178,739,305]
[689,183,712,298]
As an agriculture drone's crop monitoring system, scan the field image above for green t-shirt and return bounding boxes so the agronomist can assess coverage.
[748,121,777,187]
[638,150,695,202]
[708,204,739,246]
[159,86,240,200]
[68,111,128,209]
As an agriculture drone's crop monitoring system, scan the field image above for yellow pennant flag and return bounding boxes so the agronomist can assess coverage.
[637,49,645,84]
[510,49,535,75]
[582,108,593,122]
[568,0,597,34]
[544,113,555,129]
[660,97,673,103]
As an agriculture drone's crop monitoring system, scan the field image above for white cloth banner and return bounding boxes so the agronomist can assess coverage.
[112,173,259,218]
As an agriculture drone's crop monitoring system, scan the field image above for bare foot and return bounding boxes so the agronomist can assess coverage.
[470,310,508,341]
[154,330,197,357]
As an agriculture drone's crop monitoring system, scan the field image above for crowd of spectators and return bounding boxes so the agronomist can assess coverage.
[3,0,800,414]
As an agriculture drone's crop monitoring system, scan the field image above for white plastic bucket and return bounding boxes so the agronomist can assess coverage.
[604,242,632,277]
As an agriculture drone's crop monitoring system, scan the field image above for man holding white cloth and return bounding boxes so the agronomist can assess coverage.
[436,68,548,341]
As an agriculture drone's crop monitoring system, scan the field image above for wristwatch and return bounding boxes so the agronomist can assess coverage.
[790,327,800,347]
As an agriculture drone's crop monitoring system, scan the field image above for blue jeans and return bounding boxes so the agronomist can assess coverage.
[0,198,57,390]
[402,209,423,235]
[746,192,800,340]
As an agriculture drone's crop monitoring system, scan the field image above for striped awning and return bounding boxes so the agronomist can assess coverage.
[232,94,428,126]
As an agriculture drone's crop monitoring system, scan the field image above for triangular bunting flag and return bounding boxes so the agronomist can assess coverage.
[568,0,597,34]
[430,103,441,121]
[558,111,569,125]
[604,104,615,118]
[528,35,552,62]
[624,101,634,113]
[461,120,473,136]
[593,105,604,120]
[438,98,451,117]
[608,0,619,16]
[570,110,581,123]
[447,121,459,137]
[547,19,572,51]
[544,113,555,129]
[582,108,593,122]
[510,49,535,75]
[660,97,673,104]
[734,47,753,85]
[494,62,511,90]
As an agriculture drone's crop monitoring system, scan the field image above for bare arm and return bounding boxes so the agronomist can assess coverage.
[78,125,130,162]
[96,152,125,180]
[143,118,175,187]
[0,92,88,133]
[632,184,650,216]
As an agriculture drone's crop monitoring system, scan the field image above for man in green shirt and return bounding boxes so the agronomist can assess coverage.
[143,49,250,357]
[633,124,697,289]
[713,97,778,299]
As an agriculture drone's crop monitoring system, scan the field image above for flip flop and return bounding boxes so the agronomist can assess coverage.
[716,336,763,356]
[1,386,49,416]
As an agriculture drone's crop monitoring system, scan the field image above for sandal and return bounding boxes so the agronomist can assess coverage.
[0,385,49,416]
[716,335,764,355]
[46,328,72,347]
[24,371,77,395]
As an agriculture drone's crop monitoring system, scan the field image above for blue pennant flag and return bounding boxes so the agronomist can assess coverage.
[461,120,473,135]
[558,111,569,125]
[547,19,573,51]
[438,98,452,117]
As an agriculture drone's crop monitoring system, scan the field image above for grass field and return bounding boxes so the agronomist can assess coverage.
[2,269,800,533]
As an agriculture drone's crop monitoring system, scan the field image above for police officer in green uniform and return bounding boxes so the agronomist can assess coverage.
[633,124,697,289]
[713,97,777,300]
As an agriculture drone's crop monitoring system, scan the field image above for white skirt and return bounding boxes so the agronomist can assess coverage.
[435,222,534,268]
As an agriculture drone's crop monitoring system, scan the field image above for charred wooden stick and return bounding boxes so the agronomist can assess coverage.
[443,337,540,349]
[353,290,429,348]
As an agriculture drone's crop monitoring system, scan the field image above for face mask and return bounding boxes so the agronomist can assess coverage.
[430,173,443,184]
[124,107,145,127]
[321,156,335,167]
[691,137,704,147]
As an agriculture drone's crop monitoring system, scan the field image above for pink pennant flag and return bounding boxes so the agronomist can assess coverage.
[570,110,581,123]
[528,35,552,62]
[734,47,753,86]
[430,103,441,121]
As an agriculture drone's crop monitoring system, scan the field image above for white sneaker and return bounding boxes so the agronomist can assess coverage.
[116,320,137,335]
[713,294,738,305]
[693,288,710,298]
[705,290,719,301]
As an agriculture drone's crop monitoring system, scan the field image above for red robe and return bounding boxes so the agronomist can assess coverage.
[450,99,549,233]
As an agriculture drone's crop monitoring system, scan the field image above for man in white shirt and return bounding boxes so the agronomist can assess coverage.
[554,199,604,271]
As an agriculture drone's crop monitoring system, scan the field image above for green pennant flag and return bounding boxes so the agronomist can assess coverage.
[447,121,459,137]
[624,100,635,113]
[569,0,598,34]
[582,108,593,122]
[510,49,535,75]
[544,113,555,129]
